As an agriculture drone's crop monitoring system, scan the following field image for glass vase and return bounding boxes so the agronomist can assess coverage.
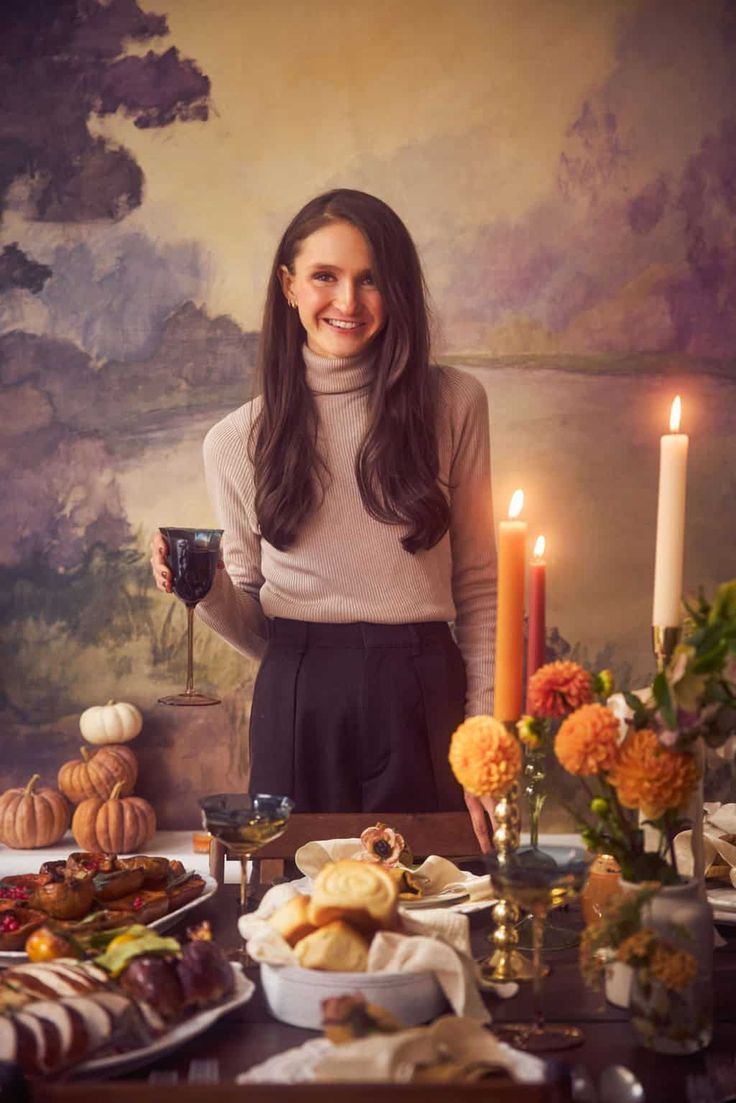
[626,878,713,1055]
[523,744,546,848]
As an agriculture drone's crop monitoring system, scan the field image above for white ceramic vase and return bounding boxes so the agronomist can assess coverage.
[604,960,633,1008]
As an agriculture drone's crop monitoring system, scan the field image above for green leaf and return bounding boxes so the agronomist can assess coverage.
[166,868,199,890]
[95,929,182,977]
[652,672,676,729]
[628,852,680,884]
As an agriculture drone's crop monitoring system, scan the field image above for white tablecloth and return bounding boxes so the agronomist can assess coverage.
[0,831,582,885]
[0,830,245,881]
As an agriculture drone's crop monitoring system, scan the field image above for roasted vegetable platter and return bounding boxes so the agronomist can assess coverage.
[0,851,215,959]
[0,921,253,1079]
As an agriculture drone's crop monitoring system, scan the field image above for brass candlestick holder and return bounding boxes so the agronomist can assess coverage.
[478,780,536,984]
[652,624,706,890]
[643,624,685,860]
[652,625,682,672]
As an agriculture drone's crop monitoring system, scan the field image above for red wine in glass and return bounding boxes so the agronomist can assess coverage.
[158,527,223,707]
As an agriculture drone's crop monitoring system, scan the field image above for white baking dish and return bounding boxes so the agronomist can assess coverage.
[260,962,447,1030]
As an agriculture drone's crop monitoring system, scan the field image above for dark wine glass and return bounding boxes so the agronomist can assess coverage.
[158,527,223,707]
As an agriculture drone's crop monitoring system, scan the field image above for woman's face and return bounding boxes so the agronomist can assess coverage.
[280,220,386,359]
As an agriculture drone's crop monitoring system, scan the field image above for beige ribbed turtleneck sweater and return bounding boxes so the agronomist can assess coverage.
[197,345,497,716]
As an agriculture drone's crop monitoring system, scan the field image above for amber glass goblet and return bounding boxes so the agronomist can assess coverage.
[487,845,592,1052]
[199,793,294,912]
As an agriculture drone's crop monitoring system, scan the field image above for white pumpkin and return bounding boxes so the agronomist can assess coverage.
[79,700,143,745]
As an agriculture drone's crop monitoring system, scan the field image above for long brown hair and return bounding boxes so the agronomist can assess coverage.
[251,189,449,554]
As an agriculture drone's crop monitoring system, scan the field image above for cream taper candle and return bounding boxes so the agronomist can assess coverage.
[652,396,689,627]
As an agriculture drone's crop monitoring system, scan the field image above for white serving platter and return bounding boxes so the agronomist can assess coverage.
[76,963,253,1078]
[0,873,217,961]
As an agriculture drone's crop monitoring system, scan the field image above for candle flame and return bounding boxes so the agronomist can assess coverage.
[533,535,545,559]
[508,489,524,519]
[669,395,682,433]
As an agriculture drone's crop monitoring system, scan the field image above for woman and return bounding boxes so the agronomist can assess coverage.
[151,189,497,849]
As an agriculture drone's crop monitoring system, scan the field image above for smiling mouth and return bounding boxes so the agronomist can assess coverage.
[324,318,364,330]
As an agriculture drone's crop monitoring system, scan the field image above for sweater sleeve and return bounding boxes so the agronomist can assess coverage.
[195,409,268,659]
[447,373,497,717]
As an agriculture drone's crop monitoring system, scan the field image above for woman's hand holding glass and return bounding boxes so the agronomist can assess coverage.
[150,531,224,594]
[150,531,173,594]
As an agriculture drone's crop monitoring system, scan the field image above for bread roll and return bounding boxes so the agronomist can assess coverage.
[267,894,316,946]
[294,920,369,972]
[307,859,398,934]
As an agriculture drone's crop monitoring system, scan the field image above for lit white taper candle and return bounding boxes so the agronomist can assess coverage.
[652,396,689,627]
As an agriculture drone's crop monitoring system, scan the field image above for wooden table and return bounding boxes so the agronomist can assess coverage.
[30,880,736,1103]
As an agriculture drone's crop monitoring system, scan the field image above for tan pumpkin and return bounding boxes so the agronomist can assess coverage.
[0,775,70,849]
[72,781,156,854]
[58,745,138,804]
[80,700,143,745]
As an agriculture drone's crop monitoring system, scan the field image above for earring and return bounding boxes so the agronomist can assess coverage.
[289,299,297,310]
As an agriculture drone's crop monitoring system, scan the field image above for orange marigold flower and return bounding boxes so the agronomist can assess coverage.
[609,728,699,818]
[616,927,656,965]
[449,716,522,799]
[527,661,594,718]
[554,704,620,776]
[650,945,697,992]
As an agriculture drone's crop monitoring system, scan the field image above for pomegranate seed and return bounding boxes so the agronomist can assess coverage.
[1,915,20,932]
[132,896,144,909]
[0,886,29,901]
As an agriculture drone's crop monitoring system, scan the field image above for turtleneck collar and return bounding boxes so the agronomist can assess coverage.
[302,343,375,395]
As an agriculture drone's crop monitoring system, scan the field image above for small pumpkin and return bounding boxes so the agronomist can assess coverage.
[72,782,156,854]
[0,775,70,849]
[58,745,138,804]
[80,700,143,746]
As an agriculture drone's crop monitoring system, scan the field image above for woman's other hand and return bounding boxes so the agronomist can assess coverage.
[464,790,497,854]
[150,532,172,593]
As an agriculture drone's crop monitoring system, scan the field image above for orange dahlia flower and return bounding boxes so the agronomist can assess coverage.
[609,728,698,818]
[554,703,620,776]
[449,715,522,799]
[527,661,594,719]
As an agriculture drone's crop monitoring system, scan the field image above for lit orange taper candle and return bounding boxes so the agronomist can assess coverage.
[494,489,527,723]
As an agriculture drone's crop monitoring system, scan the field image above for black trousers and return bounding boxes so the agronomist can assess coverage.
[249,618,467,814]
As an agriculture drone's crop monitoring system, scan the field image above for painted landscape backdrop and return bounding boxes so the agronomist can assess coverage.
[1,0,735,830]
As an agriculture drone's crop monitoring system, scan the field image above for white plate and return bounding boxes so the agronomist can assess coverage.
[75,963,254,1078]
[151,873,218,932]
[0,873,218,961]
[707,887,736,913]
[399,888,470,909]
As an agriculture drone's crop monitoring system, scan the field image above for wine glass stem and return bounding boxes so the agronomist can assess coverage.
[531,910,547,1032]
[185,604,195,695]
[239,854,251,910]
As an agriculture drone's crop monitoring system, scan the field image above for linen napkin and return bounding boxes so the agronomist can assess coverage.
[295,837,493,904]
[236,1018,544,1085]
[674,802,736,881]
[238,881,490,1021]
[312,1015,544,1083]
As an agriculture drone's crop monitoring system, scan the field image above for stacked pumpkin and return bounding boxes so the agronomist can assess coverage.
[0,701,157,854]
